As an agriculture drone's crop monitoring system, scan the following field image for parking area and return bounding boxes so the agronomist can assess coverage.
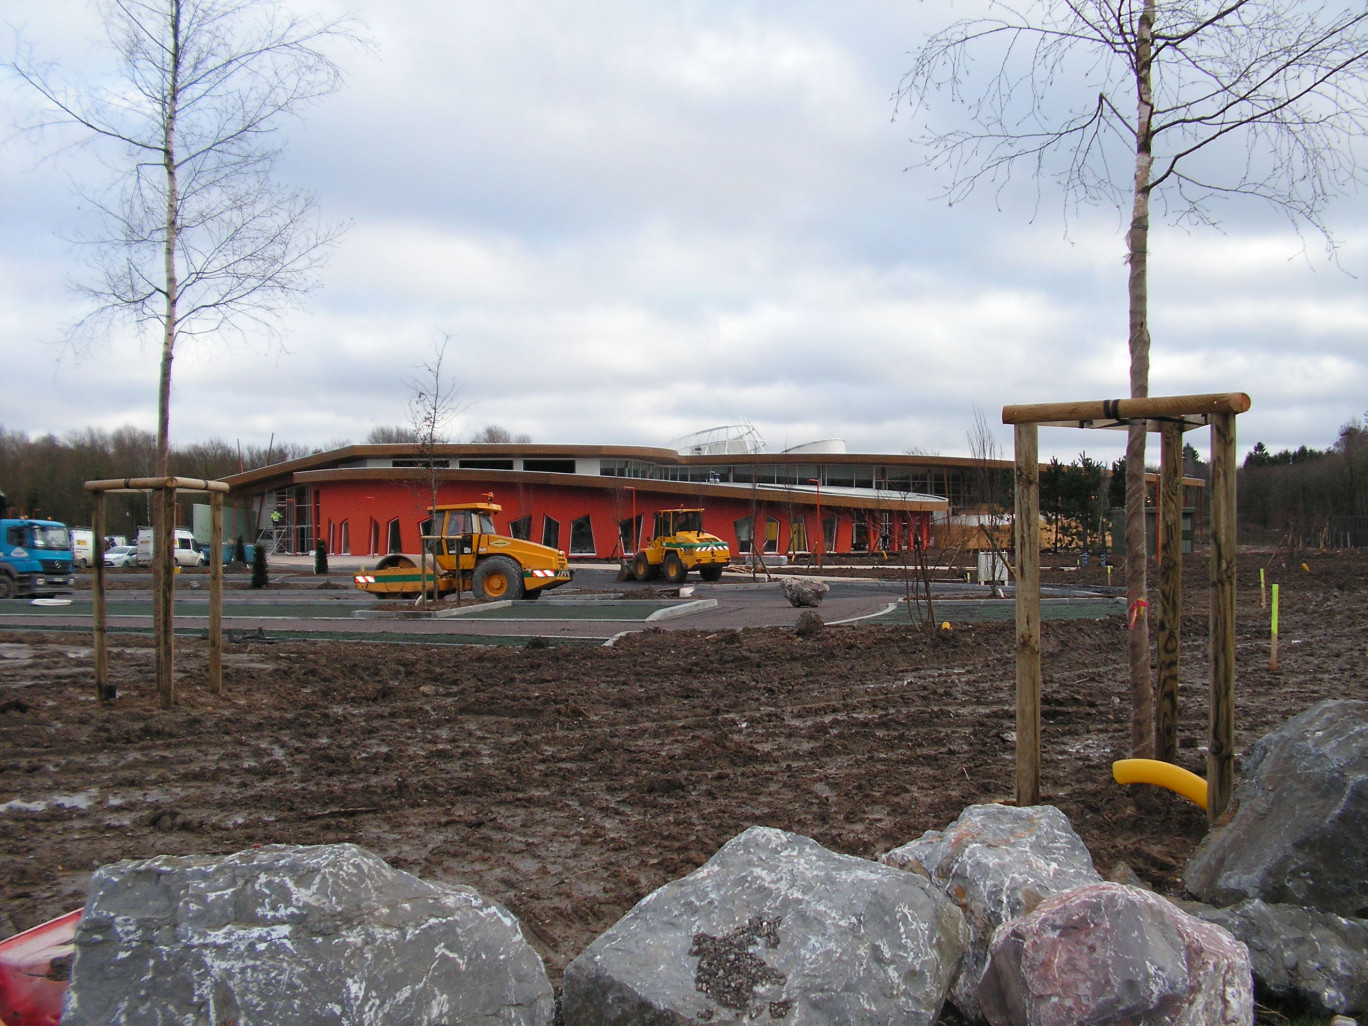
[0,557,1123,644]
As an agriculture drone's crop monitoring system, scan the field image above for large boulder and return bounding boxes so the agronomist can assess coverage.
[882,803,1102,1021]
[1183,898,1368,1016]
[1184,699,1368,917]
[780,577,829,608]
[62,843,553,1026]
[977,882,1253,1026]
[562,825,966,1026]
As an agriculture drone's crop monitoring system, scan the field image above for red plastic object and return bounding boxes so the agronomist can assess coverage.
[0,910,81,1026]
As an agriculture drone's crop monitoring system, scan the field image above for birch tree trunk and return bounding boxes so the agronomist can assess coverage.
[153,0,183,700]
[1125,0,1156,758]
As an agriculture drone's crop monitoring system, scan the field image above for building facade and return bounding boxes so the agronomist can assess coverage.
[221,443,968,560]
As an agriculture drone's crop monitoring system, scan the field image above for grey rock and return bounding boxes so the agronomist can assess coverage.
[563,825,965,1026]
[1184,699,1368,917]
[977,882,1253,1026]
[62,843,553,1026]
[780,577,829,608]
[1182,898,1368,1015]
[882,803,1102,1021]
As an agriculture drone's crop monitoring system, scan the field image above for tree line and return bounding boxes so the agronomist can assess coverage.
[1240,417,1368,547]
[4,419,1365,549]
[0,423,530,539]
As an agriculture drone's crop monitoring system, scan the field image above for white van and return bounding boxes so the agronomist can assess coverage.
[135,527,207,567]
[71,528,94,567]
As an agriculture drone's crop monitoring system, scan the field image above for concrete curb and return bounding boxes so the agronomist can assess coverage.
[644,599,719,622]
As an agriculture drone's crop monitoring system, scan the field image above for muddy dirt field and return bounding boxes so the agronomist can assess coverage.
[2,549,1363,1018]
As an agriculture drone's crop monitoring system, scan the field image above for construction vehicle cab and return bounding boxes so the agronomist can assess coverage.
[629,508,731,584]
[355,500,572,601]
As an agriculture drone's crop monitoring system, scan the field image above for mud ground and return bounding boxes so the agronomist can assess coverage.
[1,549,1363,1022]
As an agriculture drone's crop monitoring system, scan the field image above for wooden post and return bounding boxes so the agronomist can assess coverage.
[158,482,177,709]
[91,491,110,703]
[1156,423,1183,762]
[209,490,224,696]
[1208,412,1238,821]
[1014,423,1042,807]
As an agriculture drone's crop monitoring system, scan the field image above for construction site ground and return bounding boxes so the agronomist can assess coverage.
[1,548,1362,1024]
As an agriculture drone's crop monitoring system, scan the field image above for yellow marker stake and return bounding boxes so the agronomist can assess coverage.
[1271,583,1280,672]
[1106,565,1112,585]
[1260,567,1266,609]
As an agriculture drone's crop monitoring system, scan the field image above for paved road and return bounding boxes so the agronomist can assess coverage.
[0,562,1120,645]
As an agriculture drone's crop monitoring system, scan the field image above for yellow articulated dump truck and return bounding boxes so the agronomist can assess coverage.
[627,508,731,584]
[354,500,572,601]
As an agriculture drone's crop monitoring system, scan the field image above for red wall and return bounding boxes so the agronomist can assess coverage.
[315,478,929,559]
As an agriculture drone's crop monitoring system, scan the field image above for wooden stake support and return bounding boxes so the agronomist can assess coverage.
[1002,393,1249,823]
[84,477,229,709]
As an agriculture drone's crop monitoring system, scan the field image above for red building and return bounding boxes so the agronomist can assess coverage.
[222,442,954,560]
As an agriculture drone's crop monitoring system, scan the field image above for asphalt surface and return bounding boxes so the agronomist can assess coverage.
[0,559,1123,645]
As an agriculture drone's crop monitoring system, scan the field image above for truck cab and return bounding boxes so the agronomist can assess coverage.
[0,519,76,599]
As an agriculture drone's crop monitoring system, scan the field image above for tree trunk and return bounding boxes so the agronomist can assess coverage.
[1125,0,1157,758]
[154,0,183,700]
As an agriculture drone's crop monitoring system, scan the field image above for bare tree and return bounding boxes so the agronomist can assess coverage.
[11,0,363,478]
[899,1,1368,757]
[470,424,532,444]
[367,425,420,444]
[406,334,464,604]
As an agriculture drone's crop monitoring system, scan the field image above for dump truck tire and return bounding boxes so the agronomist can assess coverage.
[662,553,687,584]
[633,552,657,581]
[473,556,524,600]
[699,564,724,582]
[0,574,14,600]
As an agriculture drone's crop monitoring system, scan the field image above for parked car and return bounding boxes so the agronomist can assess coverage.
[103,545,137,568]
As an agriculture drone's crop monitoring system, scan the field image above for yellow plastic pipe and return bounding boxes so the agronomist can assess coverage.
[1112,759,1208,810]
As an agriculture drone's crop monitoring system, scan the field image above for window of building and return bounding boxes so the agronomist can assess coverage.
[570,515,595,554]
[509,515,531,540]
[369,519,380,556]
[763,515,780,553]
[619,515,643,554]
[822,515,838,553]
[339,520,350,555]
[524,459,576,473]
[788,517,808,554]
[387,518,402,554]
[878,512,893,553]
[734,516,753,554]
[542,516,560,550]
[391,458,450,469]
[851,518,869,552]
[458,458,514,470]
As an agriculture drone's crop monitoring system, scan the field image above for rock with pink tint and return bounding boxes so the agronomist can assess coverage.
[977,882,1253,1026]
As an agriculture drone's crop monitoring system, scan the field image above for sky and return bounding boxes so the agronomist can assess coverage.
[2,0,1365,465]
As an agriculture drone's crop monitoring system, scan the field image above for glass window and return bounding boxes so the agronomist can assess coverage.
[387,518,402,553]
[788,517,808,553]
[542,516,560,550]
[851,519,869,552]
[822,515,838,553]
[619,515,642,554]
[339,520,350,555]
[570,515,595,554]
[32,526,72,550]
[734,516,753,554]
[764,515,779,553]
[509,515,531,540]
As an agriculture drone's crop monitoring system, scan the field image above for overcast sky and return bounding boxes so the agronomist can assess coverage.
[3,0,1365,464]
